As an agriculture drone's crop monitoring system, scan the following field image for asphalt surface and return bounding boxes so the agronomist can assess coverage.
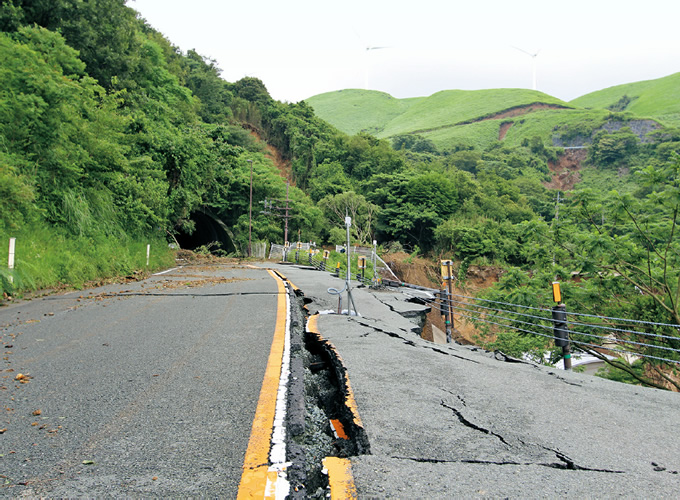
[271,263,680,498]
[3,261,680,498]
[0,263,281,497]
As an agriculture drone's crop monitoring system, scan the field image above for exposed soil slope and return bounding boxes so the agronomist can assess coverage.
[248,128,295,185]
[545,148,587,191]
[383,253,502,345]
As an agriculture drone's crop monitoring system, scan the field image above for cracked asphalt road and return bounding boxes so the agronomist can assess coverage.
[0,264,280,497]
[272,263,680,498]
[3,261,679,498]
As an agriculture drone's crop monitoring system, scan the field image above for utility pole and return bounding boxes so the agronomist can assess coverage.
[260,181,293,247]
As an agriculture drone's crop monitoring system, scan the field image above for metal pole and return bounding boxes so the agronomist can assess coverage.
[440,288,451,342]
[440,260,454,343]
[345,217,358,316]
[248,160,253,257]
[372,240,377,287]
[563,343,572,370]
[345,217,352,297]
[552,303,571,370]
[284,181,289,245]
[446,261,454,343]
[551,282,571,370]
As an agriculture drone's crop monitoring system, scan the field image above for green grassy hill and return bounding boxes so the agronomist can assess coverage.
[307,88,569,138]
[303,89,423,136]
[377,88,569,138]
[307,87,606,150]
[307,73,679,150]
[570,72,680,127]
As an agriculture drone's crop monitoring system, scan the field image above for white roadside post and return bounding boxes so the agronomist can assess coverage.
[8,238,16,284]
[146,244,151,267]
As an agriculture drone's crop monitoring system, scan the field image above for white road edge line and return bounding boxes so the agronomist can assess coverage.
[265,281,292,498]
[152,266,181,276]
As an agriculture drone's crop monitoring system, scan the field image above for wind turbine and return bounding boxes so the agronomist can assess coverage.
[512,46,540,91]
[352,27,390,89]
[364,45,390,89]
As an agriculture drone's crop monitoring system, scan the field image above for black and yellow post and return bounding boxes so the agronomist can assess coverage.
[322,250,330,271]
[440,260,454,343]
[295,242,302,264]
[551,281,572,370]
[357,255,366,282]
[334,262,341,278]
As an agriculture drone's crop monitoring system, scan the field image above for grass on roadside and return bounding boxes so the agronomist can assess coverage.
[0,225,175,297]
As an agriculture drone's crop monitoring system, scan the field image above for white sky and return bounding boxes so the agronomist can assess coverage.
[128,0,680,103]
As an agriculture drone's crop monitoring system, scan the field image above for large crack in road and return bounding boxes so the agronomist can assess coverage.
[284,289,370,499]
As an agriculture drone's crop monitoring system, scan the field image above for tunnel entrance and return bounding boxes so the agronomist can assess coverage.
[175,210,236,254]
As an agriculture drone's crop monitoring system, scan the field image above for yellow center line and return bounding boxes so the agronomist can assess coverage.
[323,457,357,500]
[238,270,287,499]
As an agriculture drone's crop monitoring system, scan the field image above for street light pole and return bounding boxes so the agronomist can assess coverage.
[248,159,253,258]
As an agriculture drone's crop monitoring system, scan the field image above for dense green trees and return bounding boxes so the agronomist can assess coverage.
[589,128,639,166]
[468,149,680,389]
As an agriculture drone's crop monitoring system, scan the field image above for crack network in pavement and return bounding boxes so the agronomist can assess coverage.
[440,401,510,446]
[392,455,625,473]
[439,400,625,474]
[354,319,480,364]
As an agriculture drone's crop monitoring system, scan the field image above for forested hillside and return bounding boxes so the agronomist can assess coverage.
[1,0,679,389]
